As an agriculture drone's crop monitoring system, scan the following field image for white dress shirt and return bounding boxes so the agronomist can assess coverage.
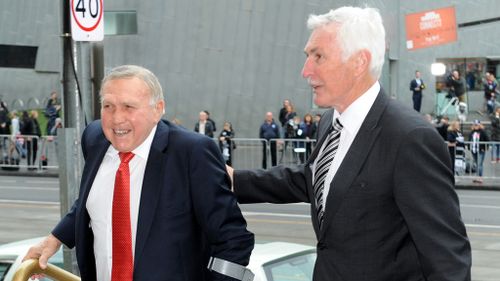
[86,125,157,281]
[313,82,380,209]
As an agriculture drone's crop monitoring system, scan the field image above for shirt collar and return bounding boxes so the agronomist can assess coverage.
[333,81,380,135]
[107,124,158,161]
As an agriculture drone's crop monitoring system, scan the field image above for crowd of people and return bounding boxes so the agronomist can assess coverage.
[187,99,321,169]
[0,91,62,169]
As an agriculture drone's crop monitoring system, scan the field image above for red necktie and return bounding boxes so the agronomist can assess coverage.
[112,152,135,281]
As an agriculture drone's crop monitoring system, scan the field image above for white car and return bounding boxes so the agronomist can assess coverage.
[248,242,316,281]
[0,237,64,281]
[0,238,315,281]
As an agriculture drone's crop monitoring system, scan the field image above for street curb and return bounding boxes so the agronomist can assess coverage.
[0,170,59,178]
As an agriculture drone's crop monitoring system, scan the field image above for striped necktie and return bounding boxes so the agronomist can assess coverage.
[313,119,343,228]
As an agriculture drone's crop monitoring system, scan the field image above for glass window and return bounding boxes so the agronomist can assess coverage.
[0,44,38,69]
[104,11,138,35]
[263,252,316,281]
[0,261,13,281]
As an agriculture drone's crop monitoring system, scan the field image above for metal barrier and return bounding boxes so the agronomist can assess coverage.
[230,138,500,182]
[0,134,59,172]
[13,259,80,281]
[230,138,317,170]
[451,140,500,179]
[1,135,499,183]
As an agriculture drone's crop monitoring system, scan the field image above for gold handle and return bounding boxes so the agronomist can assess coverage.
[12,259,80,281]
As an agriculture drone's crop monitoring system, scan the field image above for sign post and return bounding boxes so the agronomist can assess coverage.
[70,0,104,41]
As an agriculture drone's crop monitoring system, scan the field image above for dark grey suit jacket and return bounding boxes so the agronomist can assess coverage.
[235,90,471,281]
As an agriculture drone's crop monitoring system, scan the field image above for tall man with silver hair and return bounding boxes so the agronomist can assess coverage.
[228,6,471,281]
[24,65,254,281]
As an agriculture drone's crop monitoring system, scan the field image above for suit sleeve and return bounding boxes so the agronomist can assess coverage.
[188,136,254,279]
[393,126,471,280]
[50,121,95,248]
[234,165,310,204]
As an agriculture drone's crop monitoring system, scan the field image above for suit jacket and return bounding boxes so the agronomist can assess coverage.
[410,78,424,94]
[235,90,471,281]
[53,120,254,281]
[195,121,215,138]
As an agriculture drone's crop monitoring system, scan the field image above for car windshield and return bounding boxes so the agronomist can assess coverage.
[263,252,316,281]
[0,262,13,281]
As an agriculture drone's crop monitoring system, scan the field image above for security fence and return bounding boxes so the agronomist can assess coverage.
[0,134,59,172]
[1,135,499,182]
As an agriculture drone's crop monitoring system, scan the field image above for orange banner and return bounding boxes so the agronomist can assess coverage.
[405,6,457,50]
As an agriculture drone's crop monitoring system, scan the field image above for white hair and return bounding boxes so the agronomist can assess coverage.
[100,65,164,106]
[307,6,386,79]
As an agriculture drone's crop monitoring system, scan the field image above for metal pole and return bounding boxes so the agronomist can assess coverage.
[59,0,83,275]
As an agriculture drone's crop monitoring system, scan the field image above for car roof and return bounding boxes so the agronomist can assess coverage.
[0,237,44,257]
[249,241,315,266]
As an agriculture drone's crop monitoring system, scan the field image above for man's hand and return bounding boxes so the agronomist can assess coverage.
[225,164,234,191]
[23,234,62,269]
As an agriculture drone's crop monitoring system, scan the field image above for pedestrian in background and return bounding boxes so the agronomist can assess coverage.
[194,111,215,138]
[447,120,465,175]
[45,91,61,135]
[219,121,235,166]
[490,107,500,163]
[259,112,280,169]
[409,70,425,112]
[469,120,490,184]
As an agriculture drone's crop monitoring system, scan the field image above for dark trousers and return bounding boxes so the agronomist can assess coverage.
[26,138,38,166]
[262,141,277,169]
[412,92,422,112]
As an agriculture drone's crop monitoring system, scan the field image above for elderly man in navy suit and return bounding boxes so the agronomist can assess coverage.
[228,6,471,281]
[24,65,254,281]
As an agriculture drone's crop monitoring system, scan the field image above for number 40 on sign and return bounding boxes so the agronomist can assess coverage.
[70,0,104,41]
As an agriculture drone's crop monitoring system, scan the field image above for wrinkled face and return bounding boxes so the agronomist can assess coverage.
[302,24,356,108]
[101,77,164,152]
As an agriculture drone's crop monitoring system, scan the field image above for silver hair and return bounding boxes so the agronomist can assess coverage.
[307,6,386,79]
[100,65,164,106]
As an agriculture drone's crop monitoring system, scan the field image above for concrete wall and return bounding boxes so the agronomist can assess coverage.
[1,0,499,137]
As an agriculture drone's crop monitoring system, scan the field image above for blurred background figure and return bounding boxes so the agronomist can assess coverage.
[219,121,235,166]
[301,113,317,159]
[483,72,498,115]
[259,112,280,169]
[469,120,490,184]
[194,111,215,138]
[0,101,10,160]
[45,91,61,136]
[409,70,425,112]
[490,107,500,163]
[447,120,465,176]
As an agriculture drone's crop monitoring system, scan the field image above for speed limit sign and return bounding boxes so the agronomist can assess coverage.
[70,0,104,41]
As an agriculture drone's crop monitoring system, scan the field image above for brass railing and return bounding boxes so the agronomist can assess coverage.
[13,259,80,281]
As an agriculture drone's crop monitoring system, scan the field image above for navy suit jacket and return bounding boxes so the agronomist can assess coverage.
[235,90,471,281]
[53,120,254,281]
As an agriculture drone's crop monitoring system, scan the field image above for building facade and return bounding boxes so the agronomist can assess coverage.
[0,0,499,137]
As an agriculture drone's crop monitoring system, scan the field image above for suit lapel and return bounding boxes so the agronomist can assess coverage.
[306,109,334,234]
[134,121,170,266]
[319,91,388,236]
